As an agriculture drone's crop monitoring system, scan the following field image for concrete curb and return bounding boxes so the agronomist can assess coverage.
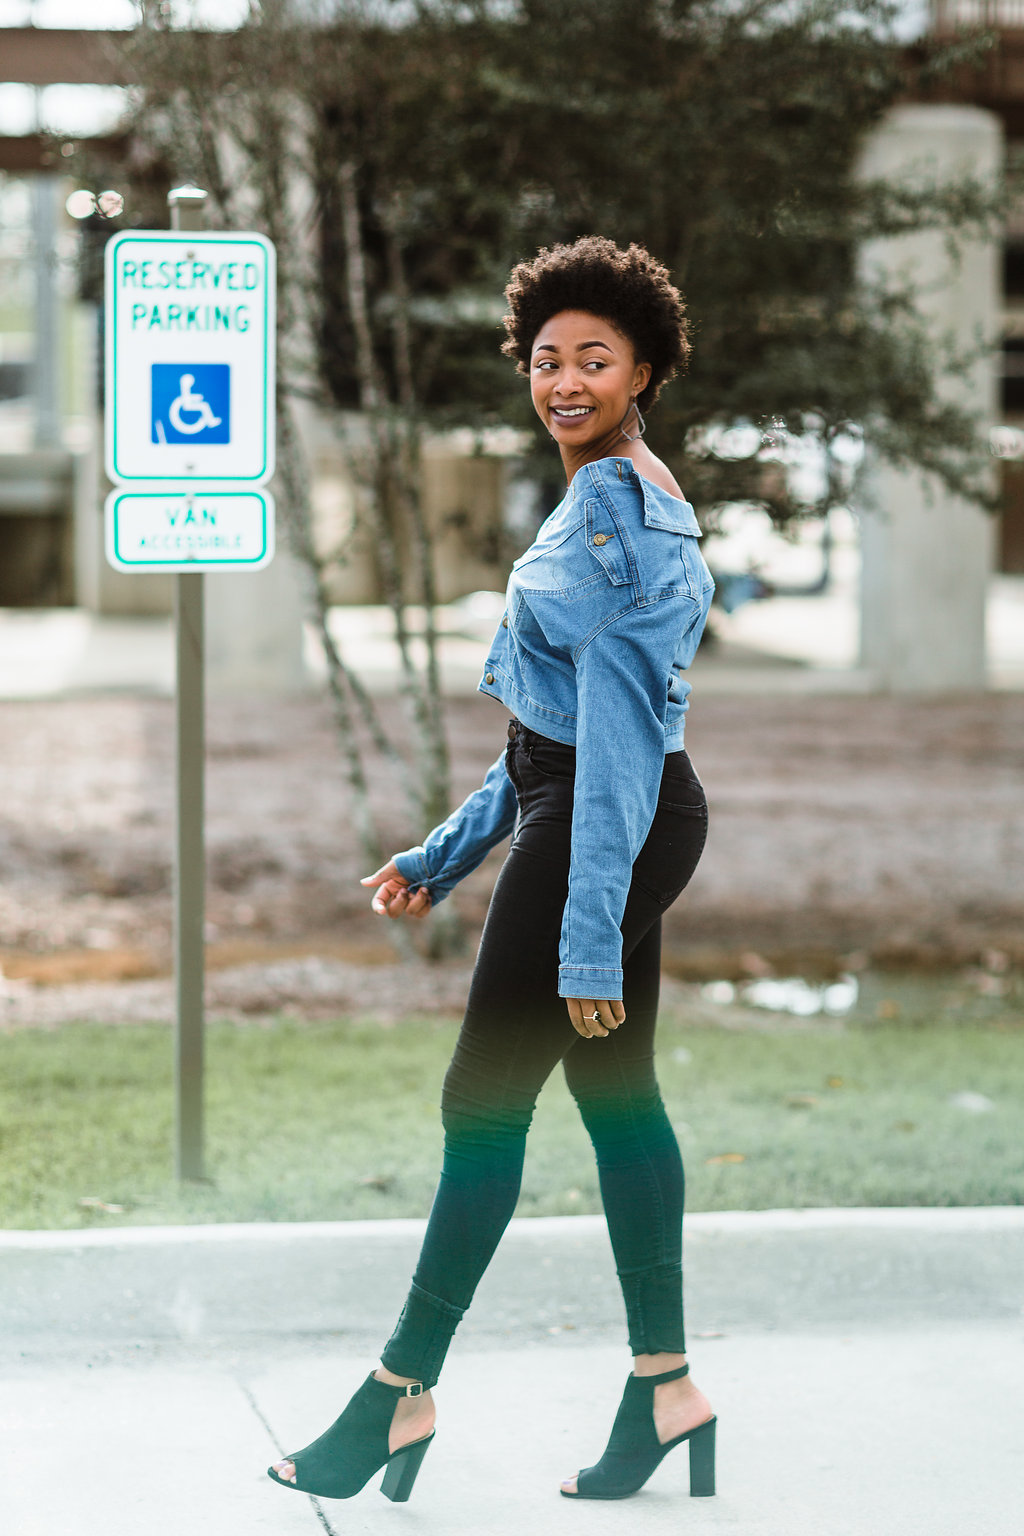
[3,1205,1024,1249]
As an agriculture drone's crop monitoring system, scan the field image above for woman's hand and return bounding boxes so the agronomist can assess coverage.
[565,998,625,1038]
[360,860,433,920]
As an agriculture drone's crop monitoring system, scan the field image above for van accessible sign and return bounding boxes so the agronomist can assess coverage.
[104,230,276,485]
[104,487,275,573]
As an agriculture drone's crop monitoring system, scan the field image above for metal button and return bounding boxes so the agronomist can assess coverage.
[501,616,508,628]
[593,532,609,547]
[485,672,494,684]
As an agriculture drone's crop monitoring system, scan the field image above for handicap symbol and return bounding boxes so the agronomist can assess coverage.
[168,374,222,436]
[151,362,230,446]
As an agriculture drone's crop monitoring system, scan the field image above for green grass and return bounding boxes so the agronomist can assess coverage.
[2,979,1023,1229]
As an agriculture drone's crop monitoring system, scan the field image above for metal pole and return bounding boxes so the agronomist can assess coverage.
[169,185,209,1181]
[32,171,61,449]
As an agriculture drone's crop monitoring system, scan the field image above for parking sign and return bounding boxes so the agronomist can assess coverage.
[104,230,275,484]
[105,486,275,571]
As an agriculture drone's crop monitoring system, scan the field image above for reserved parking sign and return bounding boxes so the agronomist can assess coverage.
[104,230,275,484]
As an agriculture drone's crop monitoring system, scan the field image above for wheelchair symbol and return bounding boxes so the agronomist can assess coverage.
[169,374,222,436]
[151,363,230,446]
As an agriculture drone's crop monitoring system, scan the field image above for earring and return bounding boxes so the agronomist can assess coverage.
[619,398,646,442]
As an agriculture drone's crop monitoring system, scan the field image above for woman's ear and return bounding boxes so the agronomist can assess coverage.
[633,362,652,397]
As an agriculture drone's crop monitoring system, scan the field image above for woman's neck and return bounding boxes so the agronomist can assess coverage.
[562,440,686,502]
[559,433,643,483]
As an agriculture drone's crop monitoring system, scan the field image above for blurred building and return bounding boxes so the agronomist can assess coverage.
[0,10,1021,688]
[924,0,1024,572]
[0,18,514,631]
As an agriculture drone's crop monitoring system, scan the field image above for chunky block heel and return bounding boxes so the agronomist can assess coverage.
[267,1373,433,1503]
[687,1415,716,1496]
[561,1362,717,1501]
[380,1432,434,1502]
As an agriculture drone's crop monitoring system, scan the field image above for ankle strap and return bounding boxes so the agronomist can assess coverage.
[372,1373,425,1397]
[640,1363,689,1386]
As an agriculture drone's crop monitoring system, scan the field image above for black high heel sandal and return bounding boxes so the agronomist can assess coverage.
[560,1362,716,1500]
[267,1373,434,1503]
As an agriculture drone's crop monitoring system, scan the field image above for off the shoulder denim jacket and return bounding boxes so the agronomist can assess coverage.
[393,457,715,1000]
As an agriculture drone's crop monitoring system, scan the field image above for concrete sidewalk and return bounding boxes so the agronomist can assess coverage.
[0,603,865,701]
[3,579,1023,699]
[3,1209,1023,1536]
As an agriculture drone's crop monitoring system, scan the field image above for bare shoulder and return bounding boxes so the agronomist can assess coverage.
[631,445,687,501]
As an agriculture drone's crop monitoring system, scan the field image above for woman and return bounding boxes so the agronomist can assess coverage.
[268,236,717,1505]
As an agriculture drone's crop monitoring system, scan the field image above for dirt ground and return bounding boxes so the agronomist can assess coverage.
[0,688,1021,1026]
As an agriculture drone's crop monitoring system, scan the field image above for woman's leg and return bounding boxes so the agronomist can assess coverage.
[561,908,712,1487]
[380,840,579,1385]
[564,916,685,1355]
[563,750,707,1356]
[271,816,577,1486]
[560,762,713,1493]
[272,733,582,1485]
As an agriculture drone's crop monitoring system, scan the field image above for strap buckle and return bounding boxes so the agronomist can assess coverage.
[404,1382,424,1397]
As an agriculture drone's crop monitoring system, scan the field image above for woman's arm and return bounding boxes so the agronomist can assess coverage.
[365,747,518,912]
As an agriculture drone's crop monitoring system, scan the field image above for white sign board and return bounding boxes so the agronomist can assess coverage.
[105,487,275,572]
[104,230,276,485]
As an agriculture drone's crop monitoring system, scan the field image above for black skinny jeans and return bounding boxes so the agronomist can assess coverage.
[380,720,709,1387]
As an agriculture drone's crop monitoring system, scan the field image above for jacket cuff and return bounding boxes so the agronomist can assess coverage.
[557,964,624,1001]
[393,849,431,887]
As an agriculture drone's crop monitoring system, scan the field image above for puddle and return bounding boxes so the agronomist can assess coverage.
[701,973,859,1018]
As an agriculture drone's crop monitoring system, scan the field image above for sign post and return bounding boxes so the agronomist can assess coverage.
[170,189,206,1183]
[104,188,277,1180]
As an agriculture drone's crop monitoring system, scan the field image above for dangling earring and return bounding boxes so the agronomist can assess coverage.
[619,397,646,442]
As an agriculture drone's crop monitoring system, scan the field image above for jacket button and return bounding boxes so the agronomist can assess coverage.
[485,672,495,684]
[593,532,609,547]
[501,616,508,628]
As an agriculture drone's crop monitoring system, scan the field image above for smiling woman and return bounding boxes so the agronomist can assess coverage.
[267,237,718,1510]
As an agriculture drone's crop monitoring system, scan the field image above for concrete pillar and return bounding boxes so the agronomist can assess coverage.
[203,543,311,693]
[32,174,61,450]
[72,305,176,617]
[856,105,1001,691]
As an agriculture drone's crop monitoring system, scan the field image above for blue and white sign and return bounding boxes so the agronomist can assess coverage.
[104,230,275,485]
[152,364,231,445]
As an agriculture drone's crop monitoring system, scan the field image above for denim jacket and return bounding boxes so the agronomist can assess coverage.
[393,456,714,1000]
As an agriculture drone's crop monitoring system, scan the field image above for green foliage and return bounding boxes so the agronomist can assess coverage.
[114,0,1002,522]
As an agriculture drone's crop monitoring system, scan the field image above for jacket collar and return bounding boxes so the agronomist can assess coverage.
[570,457,703,537]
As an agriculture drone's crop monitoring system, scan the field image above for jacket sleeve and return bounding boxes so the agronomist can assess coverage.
[392,748,517,904]
[557,600,690,1000]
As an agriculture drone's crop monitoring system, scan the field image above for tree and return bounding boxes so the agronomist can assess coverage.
[106,0,1000,924]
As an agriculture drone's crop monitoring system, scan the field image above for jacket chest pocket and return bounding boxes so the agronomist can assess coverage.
[583,501,631,586]
[510,516,588,588]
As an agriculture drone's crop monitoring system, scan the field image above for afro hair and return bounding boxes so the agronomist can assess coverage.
[502,236,689,411]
